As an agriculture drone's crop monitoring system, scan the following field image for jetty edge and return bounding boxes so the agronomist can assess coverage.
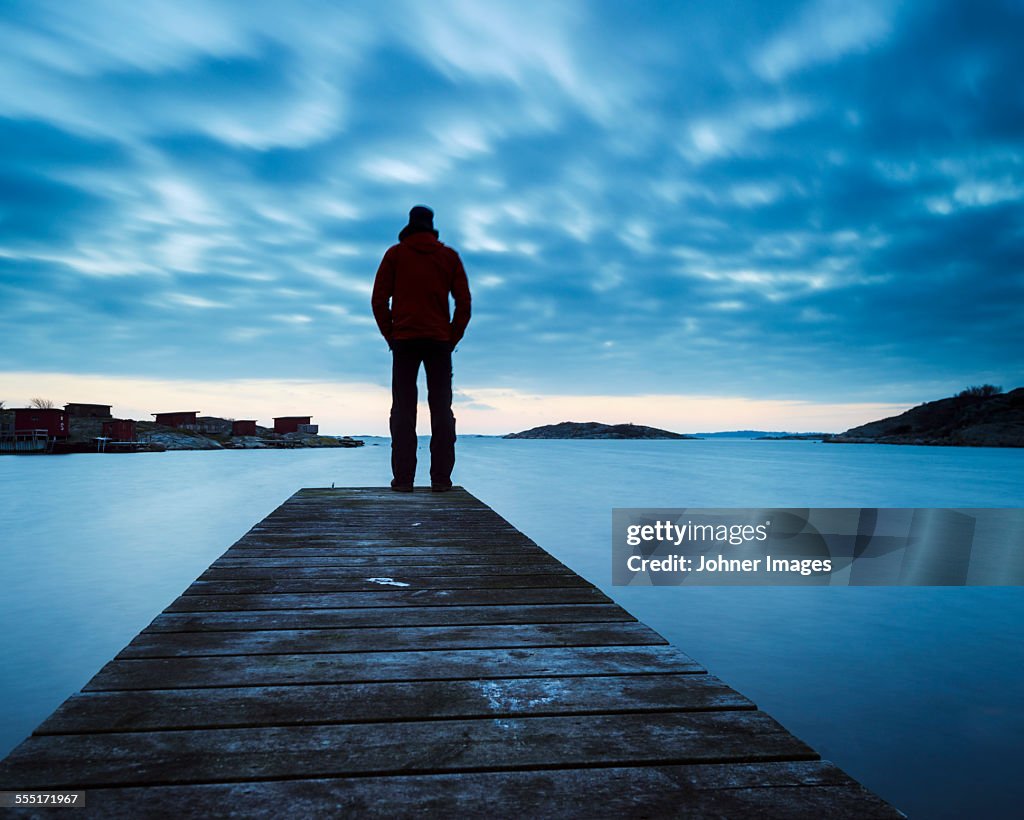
[0,487,902,818]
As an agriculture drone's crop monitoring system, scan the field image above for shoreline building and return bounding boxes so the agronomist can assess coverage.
[232,420,258,437]
[3,408,69,452]
[64,403,112,419]
[153,412,200,430]
[274,416,316,435]
[101,419,137,442]
[12,408,69,439]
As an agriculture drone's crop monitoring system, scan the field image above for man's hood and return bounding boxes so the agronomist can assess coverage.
[400,230,443,253]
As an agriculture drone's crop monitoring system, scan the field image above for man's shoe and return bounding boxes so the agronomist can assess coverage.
[390,480,413,493]
[431,482,454,493]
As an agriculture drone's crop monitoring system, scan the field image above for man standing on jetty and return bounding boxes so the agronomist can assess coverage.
[372,205,471,492]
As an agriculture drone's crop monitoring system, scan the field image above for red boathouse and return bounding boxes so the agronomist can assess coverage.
[153,412,199,429]
[232,420,258,437]
[274,416,312,434]
[13,408,69,439]
[102,419,137,442]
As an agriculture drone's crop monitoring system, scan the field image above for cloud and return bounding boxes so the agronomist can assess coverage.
[401,0,642,126]
[0,0,1021,411]
[0,1,364,149]
[753,0,896,81]
[682,97,815,161]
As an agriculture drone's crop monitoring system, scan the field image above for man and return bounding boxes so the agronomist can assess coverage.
[371,205,471,492]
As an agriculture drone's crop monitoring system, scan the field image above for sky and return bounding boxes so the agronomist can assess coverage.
[1,0,1021,434]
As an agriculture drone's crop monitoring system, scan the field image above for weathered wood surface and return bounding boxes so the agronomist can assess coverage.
[36,675,754,734]
[119,621,667,657]
[186,574,594,594]
[146,602,635,630]
[0,487,901,818]
[33,763,896,820]
[82,645,704,690]
[4,711,819,788]
[167,586,614,611]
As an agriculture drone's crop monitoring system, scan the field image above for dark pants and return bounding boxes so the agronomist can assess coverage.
[390,339,456,486]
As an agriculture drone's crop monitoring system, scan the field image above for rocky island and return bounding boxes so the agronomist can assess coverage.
[504,421,697,440]
[825,386,1023,447]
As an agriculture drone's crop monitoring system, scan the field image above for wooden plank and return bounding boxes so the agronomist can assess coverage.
[232,539,538,551]
[144,603,635,632]
[37,674,754,734]
[199,563,573,580]
[234,533,535,541]
[200,560,573,577]
[249,519,516,529]
[251,523,520,532]
[229,539,539,549]
[213,552,554,565]
[253,524,516,531]
[84,645,705,690]
[220,544,549,556]
[56,763,901,819]
[166,587,614,612]
[119,622,667,658]
[184,575,593,595]
[0,711,818,789]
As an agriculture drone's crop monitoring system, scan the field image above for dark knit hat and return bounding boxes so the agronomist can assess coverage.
[399,205,438,240]
[409,205,434,229]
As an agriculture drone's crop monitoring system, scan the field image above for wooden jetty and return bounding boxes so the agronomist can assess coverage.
[0,488,900,817]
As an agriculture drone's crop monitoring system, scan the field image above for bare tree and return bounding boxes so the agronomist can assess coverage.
[29,397,56,409]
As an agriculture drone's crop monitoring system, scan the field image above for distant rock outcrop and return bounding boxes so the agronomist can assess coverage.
[697,430,828,439]
[504,421,697,440]
[141,428,225,450]
[756,434,830,441]
[826,387,1024,447]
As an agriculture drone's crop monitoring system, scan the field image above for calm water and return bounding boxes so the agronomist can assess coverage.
[1,438,1022,817]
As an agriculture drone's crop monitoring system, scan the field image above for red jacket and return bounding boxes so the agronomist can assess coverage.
[372,232,471,345]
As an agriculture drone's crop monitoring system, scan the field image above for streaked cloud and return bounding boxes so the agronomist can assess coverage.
[1,0,1021,427]
[754,0,896,80]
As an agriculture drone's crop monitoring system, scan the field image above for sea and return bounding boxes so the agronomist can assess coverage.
[1,437,1022,818]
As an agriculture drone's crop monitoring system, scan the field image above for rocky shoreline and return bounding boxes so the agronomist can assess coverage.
[68,417,364,452]
[824,387,1023,447]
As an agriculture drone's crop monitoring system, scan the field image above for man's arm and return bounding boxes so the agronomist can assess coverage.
[371,249,395,342]
[449,254,471,346]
